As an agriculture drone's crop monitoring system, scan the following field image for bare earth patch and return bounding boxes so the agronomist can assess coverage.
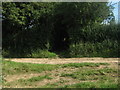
[4,67,99,88]
[4,67,79,82]
[4,58,119,64]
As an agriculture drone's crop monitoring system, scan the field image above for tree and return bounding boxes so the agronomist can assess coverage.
[51,2,114,49]
[2,2,115,57]
[2,2,55,57]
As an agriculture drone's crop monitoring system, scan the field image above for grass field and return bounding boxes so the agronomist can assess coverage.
[2,60,119,88]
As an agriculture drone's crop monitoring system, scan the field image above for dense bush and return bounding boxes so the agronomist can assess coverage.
[30,50,58,58]
[2,2,119,58]
[2,49,58,58]
[68,24,120,58]
[69,40,119,57]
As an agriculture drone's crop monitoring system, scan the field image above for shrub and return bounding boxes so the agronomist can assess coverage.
[29,50,58,58]
[69,40,119,57]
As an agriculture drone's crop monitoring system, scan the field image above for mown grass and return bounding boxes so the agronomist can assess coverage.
[2,60,58,75]
[60,68,117,80]
[22,75,53,82]
[60,63,109,68]
[2,60,118,88]
[43,81,118,88]
[42,67,118,88]
[3,60,109,75]
[4,75,53,87]
[62,82,118,88]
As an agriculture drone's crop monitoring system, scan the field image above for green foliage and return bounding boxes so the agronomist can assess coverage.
[51,2,112,51]
[2,50,10,58]
[69,40,119,57]
[30,50,58,58]
[2,49,58,58]
[2,2,55,57]
[2,2,118,58]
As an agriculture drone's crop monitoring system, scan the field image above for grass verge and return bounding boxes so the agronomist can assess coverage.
[2,60,118,88]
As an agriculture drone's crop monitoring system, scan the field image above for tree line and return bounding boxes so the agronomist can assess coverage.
[2,2,119,58]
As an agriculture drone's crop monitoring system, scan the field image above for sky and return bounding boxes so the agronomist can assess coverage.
[109,0,120,23]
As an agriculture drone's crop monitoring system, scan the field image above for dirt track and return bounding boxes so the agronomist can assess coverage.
[4,58,119,64]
